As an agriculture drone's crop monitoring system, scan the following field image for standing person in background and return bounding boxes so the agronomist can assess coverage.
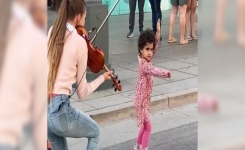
[149,0,162,41]
[214,0,245,46]
[185,0,197,41]
[127,0,145,38]
[168,0,188,45]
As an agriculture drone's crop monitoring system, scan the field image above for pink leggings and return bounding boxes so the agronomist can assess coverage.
[136,121,152,149]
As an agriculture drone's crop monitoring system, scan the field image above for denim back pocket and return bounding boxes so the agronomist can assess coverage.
[49,103,70,133]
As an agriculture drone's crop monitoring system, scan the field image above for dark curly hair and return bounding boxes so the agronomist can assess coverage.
[138,28,156,54]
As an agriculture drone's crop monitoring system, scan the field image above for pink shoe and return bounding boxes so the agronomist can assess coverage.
[198,94,218,112]
[134,141,141,150]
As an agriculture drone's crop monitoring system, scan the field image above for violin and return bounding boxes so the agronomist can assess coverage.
[76,25,122,92]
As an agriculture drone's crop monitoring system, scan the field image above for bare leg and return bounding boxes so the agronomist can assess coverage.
[179,4,188,44]
[190,0,197,40]
[185,0,191,39]
[214,0,228,42]
[237,0,245,46]
[168,5,178,42]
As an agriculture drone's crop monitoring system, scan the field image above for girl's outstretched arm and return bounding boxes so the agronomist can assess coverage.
[153,36,160,56]
[142,61,170,78]
[153,19,161,56]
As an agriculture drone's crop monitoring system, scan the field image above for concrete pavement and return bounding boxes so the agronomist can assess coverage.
[67,103,198,149]
[105,122,197,150]
[48,8,198,124]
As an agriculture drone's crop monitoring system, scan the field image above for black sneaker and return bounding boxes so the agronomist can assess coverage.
[127,30,134,38]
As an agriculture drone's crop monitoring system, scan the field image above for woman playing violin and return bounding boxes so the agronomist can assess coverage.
[47,0,112,149]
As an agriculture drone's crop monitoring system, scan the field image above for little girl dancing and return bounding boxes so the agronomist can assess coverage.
[134,19,171,150]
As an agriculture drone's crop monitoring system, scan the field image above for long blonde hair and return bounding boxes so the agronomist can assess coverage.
[47,0,86,93]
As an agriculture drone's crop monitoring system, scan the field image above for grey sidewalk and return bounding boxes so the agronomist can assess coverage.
[67,103,198,149]
[48,8,198,124]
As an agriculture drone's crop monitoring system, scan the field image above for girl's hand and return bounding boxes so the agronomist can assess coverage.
[163,71,171,78]
[156,19,161,33]
[156,19,161,39]
[103,71,113,80]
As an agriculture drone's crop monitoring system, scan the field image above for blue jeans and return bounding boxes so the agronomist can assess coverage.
[0,145,16,150]
[149,0,162,32]
[48,94,100,150]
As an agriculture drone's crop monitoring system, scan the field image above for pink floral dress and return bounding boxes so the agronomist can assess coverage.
[134,37,170,127]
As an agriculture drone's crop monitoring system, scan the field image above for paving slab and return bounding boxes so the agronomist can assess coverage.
[125,77,171,86]
[69,101,96,112]
[155,60,195,70]
[71,90,112,101]
[179,57,198,65]
[120,89,162,99]
[178,77,198,89]
[179,66,198,76]
[111,69,138,80]
[83,93,132,109]
[110,65,125,71]
[164,70,195,81]
[153,80,192,94]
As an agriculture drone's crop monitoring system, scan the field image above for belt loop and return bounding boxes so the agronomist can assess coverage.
[50,97,53,107]
[61,94,69,101]
[48,93,52,107]
[61,94,65,100]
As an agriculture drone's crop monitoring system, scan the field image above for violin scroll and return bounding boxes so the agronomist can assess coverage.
[112,74,122,92]
[104,66,122,92]
[75,25,88,37]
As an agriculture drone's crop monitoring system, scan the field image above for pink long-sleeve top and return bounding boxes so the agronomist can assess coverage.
[134,36,170,127]
[48,23,104,100]
[0,2,47,149]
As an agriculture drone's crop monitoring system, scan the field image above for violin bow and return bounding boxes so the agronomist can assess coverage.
[91,0,120,43]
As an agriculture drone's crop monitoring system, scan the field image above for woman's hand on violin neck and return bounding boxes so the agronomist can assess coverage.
[103,71,113,80]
